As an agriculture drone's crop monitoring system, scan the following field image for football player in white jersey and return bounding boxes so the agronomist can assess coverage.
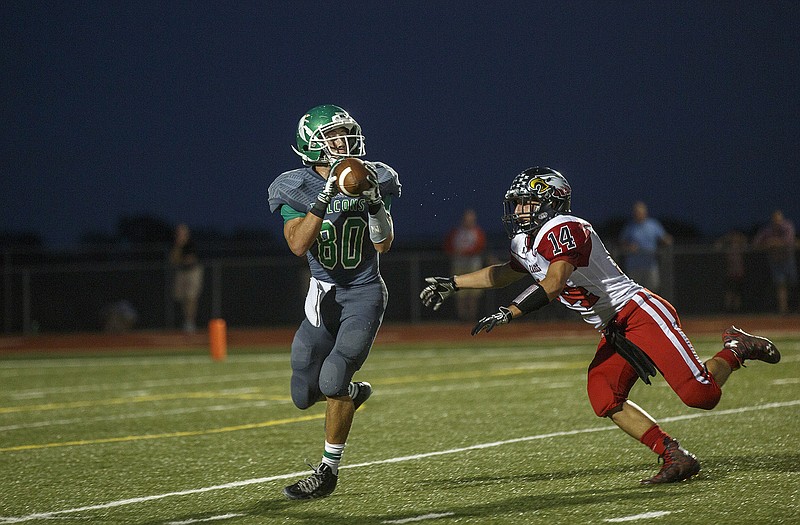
[420,167,780,484]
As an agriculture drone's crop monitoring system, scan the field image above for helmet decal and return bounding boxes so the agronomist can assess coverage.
[330,111,352,126]
[528,177,552,200]
[297,114,314,143]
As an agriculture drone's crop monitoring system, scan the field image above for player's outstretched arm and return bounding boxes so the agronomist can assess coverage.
[471,304,523,335]
[472,260,573,335]
[420,262,525,311]
[453,262,523,290]
[420,276,458,311]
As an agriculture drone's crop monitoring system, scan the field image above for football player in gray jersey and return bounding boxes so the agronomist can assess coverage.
[268,104,401,499]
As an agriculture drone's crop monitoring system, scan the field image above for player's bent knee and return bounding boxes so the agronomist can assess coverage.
[319,379,349,398]
[588,388,622,417]
[291,391,314,410]
[591,398,623,418]
[678,385,721,410]
[319,355,352,398]
[587,377,625,417]
[291,377,320,410]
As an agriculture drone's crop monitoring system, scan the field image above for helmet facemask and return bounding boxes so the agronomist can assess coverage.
[501,167,572,239]
[502,196,556,238]
[293,105,365,166]
[307,124,365,164]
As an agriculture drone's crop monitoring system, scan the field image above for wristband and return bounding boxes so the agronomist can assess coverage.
[309,198,327,218]
[368,205,392,243]
[511,283,550,314]
[448,276,459,291]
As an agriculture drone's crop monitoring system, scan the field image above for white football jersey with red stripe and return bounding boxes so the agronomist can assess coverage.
[509,214,643,330]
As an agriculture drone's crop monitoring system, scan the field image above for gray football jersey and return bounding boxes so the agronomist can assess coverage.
[268,162,401,286]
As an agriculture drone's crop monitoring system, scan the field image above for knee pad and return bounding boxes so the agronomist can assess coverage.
[290,375,320,410]
[589,393,623,418]
[677,380,721,410]
[319,353,354,398]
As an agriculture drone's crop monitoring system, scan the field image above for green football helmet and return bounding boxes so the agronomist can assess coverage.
[292,104,365,165]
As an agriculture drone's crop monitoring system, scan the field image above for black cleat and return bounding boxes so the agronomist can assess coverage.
[283,463,338,500]
[723,326,780,366]
[351,381,372,411]
[640,438,701,484]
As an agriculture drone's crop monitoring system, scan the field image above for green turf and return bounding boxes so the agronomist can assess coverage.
[1,334,798,524]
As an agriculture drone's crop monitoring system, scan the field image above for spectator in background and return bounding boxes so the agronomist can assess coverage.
[101,300,138,332]
[444,209,487,321]
[714,229,748,312]
[619,201,673,293]
[170,223,204,332]
[753,209,797,314]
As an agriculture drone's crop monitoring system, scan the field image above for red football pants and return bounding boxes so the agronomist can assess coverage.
[587,290,722,417]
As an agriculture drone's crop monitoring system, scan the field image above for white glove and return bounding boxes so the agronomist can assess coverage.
[471,306,513,335]
[362,164,382,205]
[318,173,339,204]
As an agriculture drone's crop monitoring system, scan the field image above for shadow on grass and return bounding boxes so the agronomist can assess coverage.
[140,452,800,525]
[693,452,800,479]
[241,486,664,525]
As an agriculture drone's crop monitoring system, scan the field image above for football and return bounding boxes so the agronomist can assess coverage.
[333,158,372,197]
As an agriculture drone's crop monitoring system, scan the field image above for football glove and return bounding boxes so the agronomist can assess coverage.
[362,163,382,205]
[420,276,458,311]
[471,306,513,335]
[317,173,339,204]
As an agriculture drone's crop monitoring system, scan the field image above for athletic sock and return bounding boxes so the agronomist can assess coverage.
[321,441,345,475]
[640,424,670,455]
[714,347,742,370]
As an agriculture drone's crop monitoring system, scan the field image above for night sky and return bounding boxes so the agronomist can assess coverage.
[3,1,799,249]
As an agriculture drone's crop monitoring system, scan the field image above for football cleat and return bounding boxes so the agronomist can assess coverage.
[283,463,338,500]
[722,326,780,366]
[350,381,372,411]
[640,438,701,484]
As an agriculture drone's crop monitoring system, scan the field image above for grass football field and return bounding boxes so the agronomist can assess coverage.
[1,332,798,524]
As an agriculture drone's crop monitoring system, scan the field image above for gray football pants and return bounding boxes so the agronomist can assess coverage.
[289,279,387,409]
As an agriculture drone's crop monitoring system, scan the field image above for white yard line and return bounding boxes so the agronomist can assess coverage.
[1,399,797,524]
[0,353,288,371]
[166,513,245,525]
[604,510,677,522]
[4,372,285,398]
[382,512,456,524]
[0,400,286,431]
